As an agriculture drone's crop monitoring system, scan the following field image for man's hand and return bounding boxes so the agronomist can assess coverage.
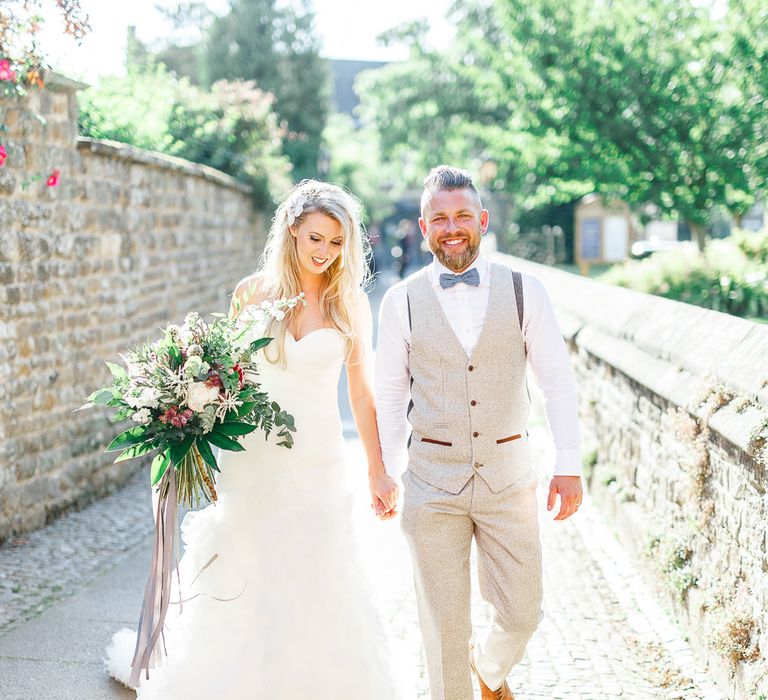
[546,475,583,521]
[369,472,399,520]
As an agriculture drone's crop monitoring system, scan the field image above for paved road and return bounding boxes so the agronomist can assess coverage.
[0,273,726,699]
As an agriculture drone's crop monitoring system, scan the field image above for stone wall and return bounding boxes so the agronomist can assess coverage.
[0,76,266,542]
[497,254,768,699]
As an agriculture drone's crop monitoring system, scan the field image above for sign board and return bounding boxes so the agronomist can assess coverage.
[579,218,601,260]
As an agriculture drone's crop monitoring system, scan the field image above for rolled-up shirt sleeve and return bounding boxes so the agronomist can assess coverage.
[374,284,411,479]
[523,274,582,476]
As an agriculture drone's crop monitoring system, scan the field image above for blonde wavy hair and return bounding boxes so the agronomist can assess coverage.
[257,180,371,365]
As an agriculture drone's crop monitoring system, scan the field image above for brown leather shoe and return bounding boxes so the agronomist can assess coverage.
[469,644,515,700]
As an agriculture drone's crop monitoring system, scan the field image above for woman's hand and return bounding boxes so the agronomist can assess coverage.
[369,471,399,520]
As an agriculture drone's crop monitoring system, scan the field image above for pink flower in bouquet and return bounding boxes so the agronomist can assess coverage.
[0,144,7,167]
[0,60,16,82]
[159,406,193,427]
[159,406,177,424]
[46,169,60,187]
[172,409,194,428]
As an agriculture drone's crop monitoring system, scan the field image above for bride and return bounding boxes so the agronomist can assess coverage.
[105,181,403,698]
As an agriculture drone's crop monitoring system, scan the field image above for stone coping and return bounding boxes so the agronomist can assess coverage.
[43,71,89,93]
[494,253,768,456]
[77,137,253,195]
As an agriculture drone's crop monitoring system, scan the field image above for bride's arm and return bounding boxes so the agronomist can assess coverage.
[346,291,399,519]
[228,274,266,319]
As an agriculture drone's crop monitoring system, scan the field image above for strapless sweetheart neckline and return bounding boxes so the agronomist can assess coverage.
[286,327,341,343]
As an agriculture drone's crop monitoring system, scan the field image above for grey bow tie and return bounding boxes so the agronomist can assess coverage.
[439,267,480,289]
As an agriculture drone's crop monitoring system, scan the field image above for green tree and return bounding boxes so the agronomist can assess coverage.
[203,0,329,180]
[356,13,594,212]
[322,112,397,224]
[78,60,290,208]
[357,0,768,250]
[152,2,215,86]
[490,0,765,249]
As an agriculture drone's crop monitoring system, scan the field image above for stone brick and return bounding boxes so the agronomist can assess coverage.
[0,168,16,195]
[506,255,768,700]
[0,83,266,554]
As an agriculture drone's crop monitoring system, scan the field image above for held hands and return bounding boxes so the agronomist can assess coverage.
[546,475,583,521]
[369,471,399,521]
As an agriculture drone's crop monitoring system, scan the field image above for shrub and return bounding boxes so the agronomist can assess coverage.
[601,231,768,321]
[78,63,290,208]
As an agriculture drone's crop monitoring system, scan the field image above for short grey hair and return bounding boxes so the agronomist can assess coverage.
[421,165,481,216]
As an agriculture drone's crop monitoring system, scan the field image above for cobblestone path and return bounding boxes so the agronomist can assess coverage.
[0,418,725,699]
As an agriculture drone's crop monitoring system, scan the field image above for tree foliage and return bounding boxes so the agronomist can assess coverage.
[153,0,329,182]
[78,61,290,208]
[321,113,397,224]
[357,0,768,245]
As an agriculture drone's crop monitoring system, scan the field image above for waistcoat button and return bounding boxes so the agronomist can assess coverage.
[474,462,483,469]
[470,400,477,406]
[468,365,474,371]
[472,431,479,438]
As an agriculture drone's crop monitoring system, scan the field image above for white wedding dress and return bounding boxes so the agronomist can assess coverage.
[105,327,403,699]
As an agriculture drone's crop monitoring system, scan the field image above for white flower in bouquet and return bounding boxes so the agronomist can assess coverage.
[126,387,161,410]
[132,408,152,424]
[186,380,221,413]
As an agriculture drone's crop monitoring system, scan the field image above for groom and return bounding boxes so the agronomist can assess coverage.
[374,165,583,699]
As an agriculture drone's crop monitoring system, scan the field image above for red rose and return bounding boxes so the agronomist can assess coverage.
[46,169,60,187]
[233,364,244,388]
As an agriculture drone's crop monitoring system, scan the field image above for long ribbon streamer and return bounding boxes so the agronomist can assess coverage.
[129,468,180,686]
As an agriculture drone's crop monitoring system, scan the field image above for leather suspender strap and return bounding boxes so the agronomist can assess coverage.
[406,291,412,331]
[511,270,524,331]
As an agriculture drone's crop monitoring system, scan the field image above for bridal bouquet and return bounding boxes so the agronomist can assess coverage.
[81,294,304,684]
[82,296,304,507]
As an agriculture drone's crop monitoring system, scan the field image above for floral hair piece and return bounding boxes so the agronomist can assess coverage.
[286,194,307,228]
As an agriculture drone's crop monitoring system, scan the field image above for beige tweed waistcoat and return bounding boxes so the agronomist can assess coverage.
[405,262,530,494]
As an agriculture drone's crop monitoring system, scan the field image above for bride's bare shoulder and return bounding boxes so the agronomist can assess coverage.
[230,273,267,317]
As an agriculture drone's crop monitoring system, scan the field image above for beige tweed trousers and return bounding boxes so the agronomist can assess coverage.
[401,468,543,700]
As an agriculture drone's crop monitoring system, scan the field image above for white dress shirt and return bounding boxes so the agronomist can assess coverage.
[375,255,582,478]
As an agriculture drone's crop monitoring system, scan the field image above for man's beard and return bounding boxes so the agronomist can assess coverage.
[430,230,482,272]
